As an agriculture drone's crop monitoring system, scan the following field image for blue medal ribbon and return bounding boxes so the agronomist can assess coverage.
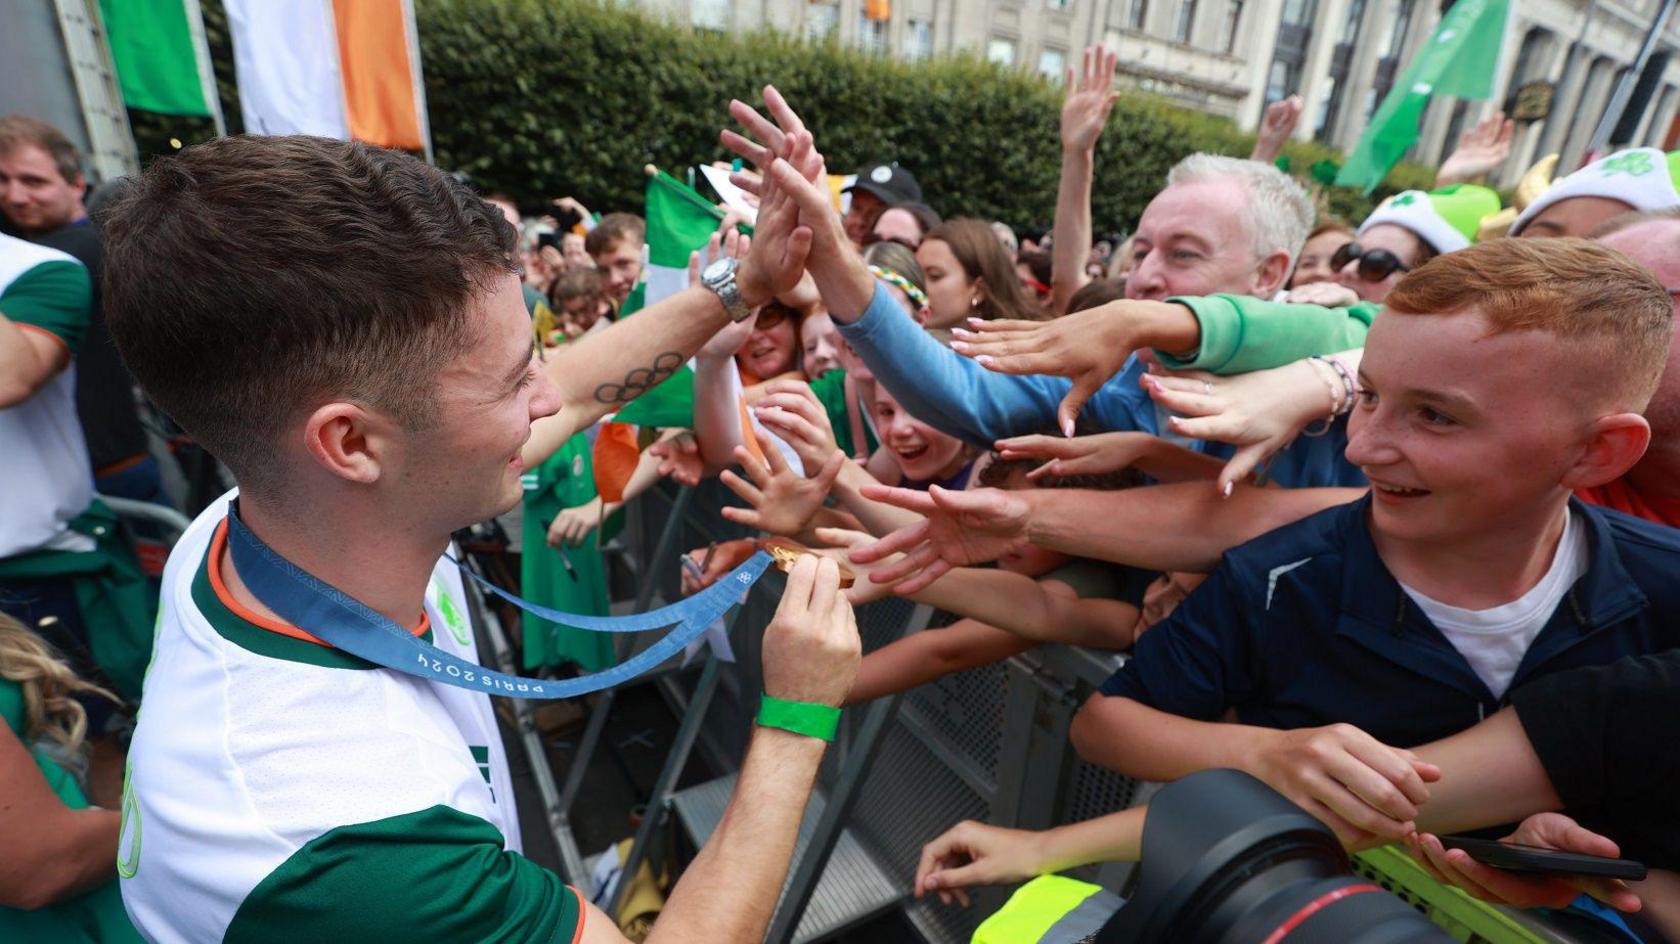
[224,501,770,699]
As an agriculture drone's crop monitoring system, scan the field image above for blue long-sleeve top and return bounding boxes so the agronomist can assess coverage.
[835,281,1366,489]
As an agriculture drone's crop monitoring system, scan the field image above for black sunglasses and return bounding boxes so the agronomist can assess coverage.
[1330,242,1411,282]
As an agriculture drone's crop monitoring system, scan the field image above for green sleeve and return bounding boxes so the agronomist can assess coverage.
[1157,294,1380,375]
[1,259,92,355]
[225,805,581,944]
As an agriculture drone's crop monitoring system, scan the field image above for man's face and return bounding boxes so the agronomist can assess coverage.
[407,275,562,528]
[844,190,886,247]
[1600,221,1680,441]
[1520,196,1634,239]
[592,238,642,304]
[1124,178,1277,301]
[0,144,86,235]
[1346,307,1587,548]
[560,232,591,270]
[871,207,923,248]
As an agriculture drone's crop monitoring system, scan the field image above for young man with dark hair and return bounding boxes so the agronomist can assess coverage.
[585,211,646,306]
[105,130,860,943]
[0,115,159,505]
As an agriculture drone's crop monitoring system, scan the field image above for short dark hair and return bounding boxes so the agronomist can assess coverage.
[101,135,518,496]
[548,266,604,307]
[0,115,83,182]
[585,213,645,256]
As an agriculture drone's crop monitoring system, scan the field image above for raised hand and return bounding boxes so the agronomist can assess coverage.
[761,554,861,708]
[1061,45,1119,154]
[950,303,1145,437]
[995,431,1161,480]
[810,527,897,605]
[721,85,826,184]
[915,820,1046,907]
[1284,281,1360,308]
[848,484,1032,593]
[1405,814,1642,913]
[753,379,842,473]
[1245,723,1441,847]
[1436,111,1514,186]
[736,143,813,309]
[1250,95,1303,165]
[719,431,844,536]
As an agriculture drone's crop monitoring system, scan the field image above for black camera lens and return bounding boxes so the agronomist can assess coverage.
[1096,769,1451,944]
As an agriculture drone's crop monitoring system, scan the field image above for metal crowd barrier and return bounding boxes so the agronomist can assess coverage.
[453,478,1608,944]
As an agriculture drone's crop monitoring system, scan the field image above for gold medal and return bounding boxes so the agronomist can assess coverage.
[757,537,856,588]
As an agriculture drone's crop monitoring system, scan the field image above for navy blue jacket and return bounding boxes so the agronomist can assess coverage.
[1101,495,1680,747]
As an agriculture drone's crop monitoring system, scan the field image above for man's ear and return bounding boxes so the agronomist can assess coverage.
[301,402,396,486]
[71,172,88,200]
[1255,250,1293,298]
[1562,413,1651,490]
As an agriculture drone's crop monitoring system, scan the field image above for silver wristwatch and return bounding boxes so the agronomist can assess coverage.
[700,257,754,322]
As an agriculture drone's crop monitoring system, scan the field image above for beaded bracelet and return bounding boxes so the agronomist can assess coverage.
[1302,356,1345,437]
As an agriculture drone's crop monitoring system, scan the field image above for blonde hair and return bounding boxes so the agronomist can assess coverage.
[0,612,118,762]
[1384,237,1674,411]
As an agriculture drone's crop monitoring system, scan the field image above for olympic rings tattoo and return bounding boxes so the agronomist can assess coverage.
[594,351,685,404]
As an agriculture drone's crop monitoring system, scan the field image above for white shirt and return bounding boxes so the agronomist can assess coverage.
[1400,511,1590,699]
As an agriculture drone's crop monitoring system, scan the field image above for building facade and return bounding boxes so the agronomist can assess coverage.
[650,0,1680,186]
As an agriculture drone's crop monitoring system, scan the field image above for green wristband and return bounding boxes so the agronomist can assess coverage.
[757,695,841,742]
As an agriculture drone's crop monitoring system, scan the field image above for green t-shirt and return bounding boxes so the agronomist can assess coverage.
[808,369,878,460]
[0,679,142,943]
[519,432,623,671]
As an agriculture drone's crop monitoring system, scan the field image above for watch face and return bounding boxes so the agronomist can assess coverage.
[703,258,733,281]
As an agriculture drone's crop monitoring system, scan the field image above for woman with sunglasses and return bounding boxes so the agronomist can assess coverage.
[1331,186,1501,303]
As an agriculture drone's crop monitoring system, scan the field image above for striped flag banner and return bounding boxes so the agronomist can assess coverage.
[99,0,221,123]
[612,170,730,428]
[223,0,430,155]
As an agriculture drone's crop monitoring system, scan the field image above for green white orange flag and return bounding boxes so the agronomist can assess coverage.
[221,0,430,153]
[99,0,219,118]
[611,171,728,428]
[1335,0,1511,193]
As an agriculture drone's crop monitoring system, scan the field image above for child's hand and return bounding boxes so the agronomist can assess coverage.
[812,527,899,605]
[719,431,842,537]
[753,380,841,473]
[914,820,1047,906]
[994,431,1159,480]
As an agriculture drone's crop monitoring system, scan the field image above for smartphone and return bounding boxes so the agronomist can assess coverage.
[536,230,561,252]
[554,207,584,232]
[1438,836,1647,881]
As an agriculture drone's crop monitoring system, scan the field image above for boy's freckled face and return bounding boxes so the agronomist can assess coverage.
[1346,307,1589,546]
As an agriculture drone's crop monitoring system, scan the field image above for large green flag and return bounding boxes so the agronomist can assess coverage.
[100,0,215,117]
[1335,0,1510,193]
[612,171,730,428]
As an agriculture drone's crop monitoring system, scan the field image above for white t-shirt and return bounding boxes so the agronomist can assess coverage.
[1400,511,1590,699]
[0,233,95,558]
[121,492,584,943]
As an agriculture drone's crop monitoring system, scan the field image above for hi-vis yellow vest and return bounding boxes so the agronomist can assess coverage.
[973,875,1124,943]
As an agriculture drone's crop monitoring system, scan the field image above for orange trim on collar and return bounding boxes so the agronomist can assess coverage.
[208,519,430,649]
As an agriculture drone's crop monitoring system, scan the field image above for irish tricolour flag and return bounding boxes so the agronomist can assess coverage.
[612,171,732,428]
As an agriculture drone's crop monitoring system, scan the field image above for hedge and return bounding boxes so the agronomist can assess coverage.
[128,0,1434,234]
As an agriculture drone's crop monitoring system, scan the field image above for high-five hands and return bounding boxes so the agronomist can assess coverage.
[721,87,876,320]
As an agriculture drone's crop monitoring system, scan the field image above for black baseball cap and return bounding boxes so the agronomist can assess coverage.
[845,162,923,206]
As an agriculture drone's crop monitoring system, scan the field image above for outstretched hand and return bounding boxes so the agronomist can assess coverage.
[950,304,1142,437]
[753,379,842,474]
[719,430,843,537]
[1061,45,1119,153]
[848,484,1031,593]
[994,431,1160,481]
[1141,355,1349,493]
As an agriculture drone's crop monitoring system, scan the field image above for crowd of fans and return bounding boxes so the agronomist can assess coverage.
[3,39,1680,943]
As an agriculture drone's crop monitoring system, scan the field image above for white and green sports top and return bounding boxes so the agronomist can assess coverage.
[120,492,583,943]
